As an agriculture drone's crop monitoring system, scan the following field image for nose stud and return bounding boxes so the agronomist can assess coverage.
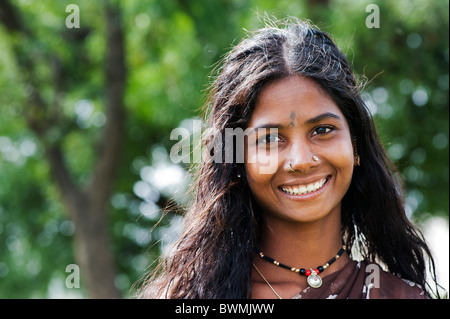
[288,156,319,172]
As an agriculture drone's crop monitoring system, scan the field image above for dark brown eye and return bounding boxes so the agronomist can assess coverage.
[312,126,333,136]
[258,134,281,144]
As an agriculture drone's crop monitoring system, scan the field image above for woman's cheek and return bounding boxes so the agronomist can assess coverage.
[246,145,280,175]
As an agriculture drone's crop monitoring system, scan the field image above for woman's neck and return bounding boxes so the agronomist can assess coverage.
[257,210,348,273]
[251,208,351,299]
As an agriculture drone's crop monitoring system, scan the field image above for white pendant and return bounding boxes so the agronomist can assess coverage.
[307,271,322,288]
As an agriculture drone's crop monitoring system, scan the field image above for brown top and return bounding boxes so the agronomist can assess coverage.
[292,259,428,299]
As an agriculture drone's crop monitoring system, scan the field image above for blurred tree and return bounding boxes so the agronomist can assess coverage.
[0,0,125,298]
[0,0,447,298]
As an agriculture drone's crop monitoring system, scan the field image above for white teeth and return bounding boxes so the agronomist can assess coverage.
[281,178,327,196]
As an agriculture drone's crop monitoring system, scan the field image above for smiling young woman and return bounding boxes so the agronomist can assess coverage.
[137,18,441,299]
[245,76,355,298]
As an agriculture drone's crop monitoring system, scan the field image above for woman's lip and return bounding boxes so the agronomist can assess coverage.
[278,176,331,200]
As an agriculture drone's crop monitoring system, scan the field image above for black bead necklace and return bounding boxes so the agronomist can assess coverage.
[257,241,346,288]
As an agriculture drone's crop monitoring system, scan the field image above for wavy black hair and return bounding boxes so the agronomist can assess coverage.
[137,18,441,299]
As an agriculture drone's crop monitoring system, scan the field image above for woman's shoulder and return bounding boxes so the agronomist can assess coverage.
[359,260,428,299]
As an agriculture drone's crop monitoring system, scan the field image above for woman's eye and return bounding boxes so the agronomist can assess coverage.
[312,126,333,136]
[258,134,281,144]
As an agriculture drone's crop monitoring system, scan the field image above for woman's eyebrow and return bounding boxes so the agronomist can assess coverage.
[252,123,287,130]
[252,112,342,130]
[305,112,342,125]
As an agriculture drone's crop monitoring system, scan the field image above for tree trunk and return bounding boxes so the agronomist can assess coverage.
[71,198,121,298]
[46,146,123,298]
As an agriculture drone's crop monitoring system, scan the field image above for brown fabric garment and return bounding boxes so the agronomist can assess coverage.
[291,259,427,299]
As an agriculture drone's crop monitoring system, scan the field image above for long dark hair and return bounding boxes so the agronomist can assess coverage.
[137,18,441,298]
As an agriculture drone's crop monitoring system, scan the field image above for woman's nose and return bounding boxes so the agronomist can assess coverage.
[285,142,319,173]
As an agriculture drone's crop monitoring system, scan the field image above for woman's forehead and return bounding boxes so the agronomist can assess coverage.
[248,75,345,127]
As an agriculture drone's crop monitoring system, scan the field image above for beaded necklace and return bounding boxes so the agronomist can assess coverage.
[257,241,346,289]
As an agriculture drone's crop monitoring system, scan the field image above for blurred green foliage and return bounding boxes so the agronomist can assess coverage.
[0,0,448,298]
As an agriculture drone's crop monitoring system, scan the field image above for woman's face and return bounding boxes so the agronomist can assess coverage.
[244,75,355,224]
